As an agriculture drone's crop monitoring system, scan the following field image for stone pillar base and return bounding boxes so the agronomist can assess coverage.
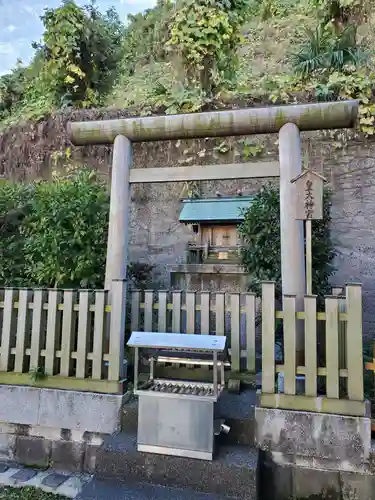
[256,406,374,500]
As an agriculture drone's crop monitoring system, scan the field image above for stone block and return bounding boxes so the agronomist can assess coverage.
[15,436,51,468]
[55,475,89,499]
[293,467,340,499]
[51,440,84,472]
[12,469,37,483]
[29,426,62,440]
[255,407,372,473]
[0,385,40,425]
[0,423,18,435]
[38,389,124,434]
[83,444,100,474]
[258,450,292,500]
[42,472,69,489]
[0,434,16,461]
[340,471,375,500]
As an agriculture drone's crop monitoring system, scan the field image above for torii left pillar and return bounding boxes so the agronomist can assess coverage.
[105,135,132,290]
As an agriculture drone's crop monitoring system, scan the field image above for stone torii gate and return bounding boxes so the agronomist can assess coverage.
[67,100,358,304]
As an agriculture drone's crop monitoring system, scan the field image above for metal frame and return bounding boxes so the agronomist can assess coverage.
[127,331,227,460]
[128,331,226,398]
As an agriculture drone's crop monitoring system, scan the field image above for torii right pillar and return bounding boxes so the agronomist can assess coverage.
[279,123,305,360]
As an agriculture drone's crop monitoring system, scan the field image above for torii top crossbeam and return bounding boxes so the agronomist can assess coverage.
[67,100,358,145]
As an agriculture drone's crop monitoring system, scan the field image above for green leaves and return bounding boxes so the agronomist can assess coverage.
[35,0,124,108]
[0,170,156,290]
[0,169,109,289]
[238,184,336,299]
[168,0,249,93]
[292,24,365,76]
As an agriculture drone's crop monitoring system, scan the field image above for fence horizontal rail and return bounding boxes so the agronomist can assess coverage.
[260,282,366,417]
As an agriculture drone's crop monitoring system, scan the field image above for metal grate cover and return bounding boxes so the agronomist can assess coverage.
[147,380,215,397]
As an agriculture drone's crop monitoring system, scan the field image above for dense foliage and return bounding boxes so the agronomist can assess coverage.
[0,169,109,288]
[0,170,155,289]
[0,486,66,500]
[0,0,124,121]
[0,0,373,132]
[37,0,124,107]
[168,0,249,93]
[238,184,337,299]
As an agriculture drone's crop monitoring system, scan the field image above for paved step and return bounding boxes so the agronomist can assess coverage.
[121,389,257,446]
[77,478,236,500]
[0,462,90,498]
[95,432,258,500]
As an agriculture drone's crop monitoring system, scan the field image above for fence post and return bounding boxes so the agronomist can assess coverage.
[158,291,168,332]
[14,289,31,373]
[346,284,364,401]
[76,290,91,379]
[332,286,346,371]
[283,295,296,395]
[60,290,77,377]
[108,279,127,381]
[144,290,154,332]
[304,295,317,396]
[30,289,46,372]
[131,290,140,332]
[172,291,182,333]
[0,289,17,372]
[262,282,276,393]
[200,292,210,334]
[186,292,196,334]
[245,293,256,373]
[215,293,225,336]
[325,296,339,399]
[45,289,62,376]
[230,293,241,372]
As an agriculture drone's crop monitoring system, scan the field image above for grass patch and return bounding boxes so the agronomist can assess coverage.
[0,487,66,500]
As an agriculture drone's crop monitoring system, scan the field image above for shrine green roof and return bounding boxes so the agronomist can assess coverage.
[179,196,254,223]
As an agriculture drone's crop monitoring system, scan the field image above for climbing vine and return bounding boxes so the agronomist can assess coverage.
[168,0,249,93]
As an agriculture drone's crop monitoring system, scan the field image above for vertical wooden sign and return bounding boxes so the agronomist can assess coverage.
[291,170,326,295]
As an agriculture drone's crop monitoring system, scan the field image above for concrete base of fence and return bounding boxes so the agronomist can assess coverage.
[255,406,372,474]
[0,385,128,472]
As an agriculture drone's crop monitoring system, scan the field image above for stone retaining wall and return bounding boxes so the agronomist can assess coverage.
[0,385,126,472]
[256,406,375,500]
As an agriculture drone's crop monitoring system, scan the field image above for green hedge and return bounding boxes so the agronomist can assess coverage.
[0,169,109,288]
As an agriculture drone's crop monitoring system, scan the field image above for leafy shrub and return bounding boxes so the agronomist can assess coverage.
[313,69,375,135]
[128,263,155,289]
[238,183,336,299]
[0,169,109,288]
[109,62,206,115]
[35,0,124,108]
[0,63,29,119]
[121,1,172,77]
[0,169,156,290]
[292,24,366,76]
[0,181,35,286]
